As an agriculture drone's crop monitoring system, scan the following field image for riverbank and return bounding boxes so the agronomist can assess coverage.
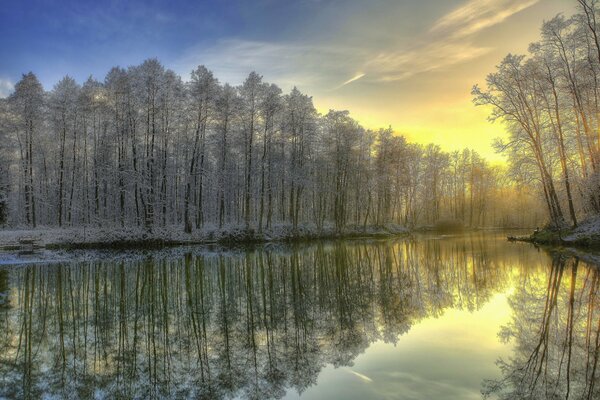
[508,217,600,249]
[0,223,410,251]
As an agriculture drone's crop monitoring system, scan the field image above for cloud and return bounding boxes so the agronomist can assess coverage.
[364,0,538,82]
[175,39,367,89]
[341,73,365,86]
[430,0,540,39]
[0,79,13,98]
[175,0,538,90]
[365,41,491,82]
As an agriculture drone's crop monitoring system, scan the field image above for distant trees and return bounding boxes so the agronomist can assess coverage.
[474,0,600,228]
[0,61,537,231]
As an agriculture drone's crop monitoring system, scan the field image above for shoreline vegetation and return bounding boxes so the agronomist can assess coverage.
[508,217,600,249]
[2,216,599,255]
[0,224,412,251]
[0,221,528,253]
[2,222,599,266]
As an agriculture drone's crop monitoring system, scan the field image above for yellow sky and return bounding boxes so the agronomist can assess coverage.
[305,0,577,162]
[174,0,576,162]
[2,0,576,164]
[314,96,505,161]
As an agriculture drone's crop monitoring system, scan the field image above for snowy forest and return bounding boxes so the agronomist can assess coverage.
[4,2,600,233]
[474,0,600,229]
[0,65,536,233]
[2,1,600,399]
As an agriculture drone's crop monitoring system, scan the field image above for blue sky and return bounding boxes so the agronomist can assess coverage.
[0,0,575,159]
[1,0,385,86]
[1,0,251,85]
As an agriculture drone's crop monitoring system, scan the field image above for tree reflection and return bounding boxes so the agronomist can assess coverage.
[483,254,600,399]
[0,235,595,399]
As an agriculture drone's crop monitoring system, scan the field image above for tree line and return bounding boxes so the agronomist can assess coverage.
[474,0,600,229]
[0,62,537,232]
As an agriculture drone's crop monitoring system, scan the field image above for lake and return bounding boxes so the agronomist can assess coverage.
[0,233,598,399]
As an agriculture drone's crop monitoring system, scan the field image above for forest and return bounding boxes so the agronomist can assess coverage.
[474,0,600,229]
[0,66,536,234]
[2,1,600,234]
[2,1,600,400]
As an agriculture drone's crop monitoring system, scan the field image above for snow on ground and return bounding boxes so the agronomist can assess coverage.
[563,216,600,242]
[0,223,409,246]
[0,223,410,266]
[0,226,195,246]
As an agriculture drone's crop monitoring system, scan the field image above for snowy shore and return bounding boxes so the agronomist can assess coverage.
[0,223,410,251]
[511,217,600,248]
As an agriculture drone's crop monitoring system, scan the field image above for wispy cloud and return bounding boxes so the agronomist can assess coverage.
[341,73,366,86]
[365,41,491,82]
[0,79,13,98]
[430,0,540,39]
[175,39,367,89]
[364,0,538,82]
[175,0,539,90]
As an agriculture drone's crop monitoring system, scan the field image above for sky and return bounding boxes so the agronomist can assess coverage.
[0,0,576,161]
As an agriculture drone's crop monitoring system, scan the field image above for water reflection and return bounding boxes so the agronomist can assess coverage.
[0,235,597,399]
[484,252,600,400]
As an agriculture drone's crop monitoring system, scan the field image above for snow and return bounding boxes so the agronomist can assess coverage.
[0,224,410,266]
[563,216,600,242]
[0,224,408,246]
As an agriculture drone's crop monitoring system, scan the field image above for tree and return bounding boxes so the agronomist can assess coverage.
[9,73,44,227]
[239,72,263,229]
[49,76,80,226]
[184,66,218,233]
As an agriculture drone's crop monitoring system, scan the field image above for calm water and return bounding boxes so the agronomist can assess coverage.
[0,233,598,400]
